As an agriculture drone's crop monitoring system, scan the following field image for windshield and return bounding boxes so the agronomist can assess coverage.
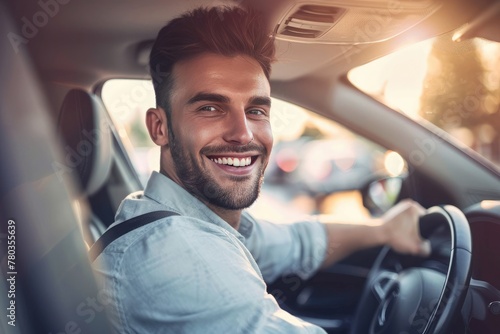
[349,34,500,171]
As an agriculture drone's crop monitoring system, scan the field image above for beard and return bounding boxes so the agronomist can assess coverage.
[168,131,267,210]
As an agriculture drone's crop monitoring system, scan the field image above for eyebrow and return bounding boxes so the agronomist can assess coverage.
[249,96,272,108]
[187,93,229,105]
[186,92,271,107]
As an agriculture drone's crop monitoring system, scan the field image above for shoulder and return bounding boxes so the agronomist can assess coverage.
[98,215,266,313]
[104,214,238,259]
[103,215,254,282]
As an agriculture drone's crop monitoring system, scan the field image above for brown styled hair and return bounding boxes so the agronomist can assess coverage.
[149,6,276,118]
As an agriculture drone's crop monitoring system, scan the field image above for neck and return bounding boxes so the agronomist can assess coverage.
[160,168,242,230]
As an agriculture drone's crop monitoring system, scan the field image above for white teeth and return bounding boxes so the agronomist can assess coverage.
[210,156,253,167]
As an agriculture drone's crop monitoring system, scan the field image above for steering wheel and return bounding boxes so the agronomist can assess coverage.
[350,205,472,334]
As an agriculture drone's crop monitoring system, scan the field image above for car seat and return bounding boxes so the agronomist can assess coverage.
[57,89,113,246]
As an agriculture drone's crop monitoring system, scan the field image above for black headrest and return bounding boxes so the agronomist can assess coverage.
[57,89,112,195]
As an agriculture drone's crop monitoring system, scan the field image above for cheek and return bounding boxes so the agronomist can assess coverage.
[195,125,218,145]
[255,123,273,153]
[180,122,216,154]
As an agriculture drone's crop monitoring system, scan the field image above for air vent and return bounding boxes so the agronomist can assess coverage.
[275,1,442,44]
[278,5,346,39]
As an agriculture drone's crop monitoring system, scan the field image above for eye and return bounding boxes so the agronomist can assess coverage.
[198,105,219,112]
[247,108,267,116]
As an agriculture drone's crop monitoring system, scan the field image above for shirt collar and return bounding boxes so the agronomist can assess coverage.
[143,171,253,242]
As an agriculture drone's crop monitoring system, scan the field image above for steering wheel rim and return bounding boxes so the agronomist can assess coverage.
[350,205,472,334]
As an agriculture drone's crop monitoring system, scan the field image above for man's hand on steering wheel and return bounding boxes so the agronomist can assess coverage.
[380,199,432,257]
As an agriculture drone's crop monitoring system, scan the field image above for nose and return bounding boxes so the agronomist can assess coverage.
[222,110,253,145]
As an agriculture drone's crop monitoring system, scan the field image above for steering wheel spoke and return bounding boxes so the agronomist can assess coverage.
[371,271,398,302]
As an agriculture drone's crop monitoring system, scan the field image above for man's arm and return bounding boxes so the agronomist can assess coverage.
[320,199,431,269]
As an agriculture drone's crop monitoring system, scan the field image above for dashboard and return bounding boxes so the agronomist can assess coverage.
[463,201,500,333]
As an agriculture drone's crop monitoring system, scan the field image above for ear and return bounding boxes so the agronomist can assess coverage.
[146,107,169,146]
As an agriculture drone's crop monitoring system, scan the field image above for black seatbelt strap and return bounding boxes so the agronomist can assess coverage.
[89,210,179,262]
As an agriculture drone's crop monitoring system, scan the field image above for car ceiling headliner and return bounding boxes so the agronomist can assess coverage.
[6,0,495,89]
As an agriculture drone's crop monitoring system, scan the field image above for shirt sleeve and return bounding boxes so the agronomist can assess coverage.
[94,217,326,334]
[241,212,328,283]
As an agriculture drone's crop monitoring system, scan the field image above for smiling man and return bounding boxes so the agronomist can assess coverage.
[151,52,273,227]
[93,6,430,333]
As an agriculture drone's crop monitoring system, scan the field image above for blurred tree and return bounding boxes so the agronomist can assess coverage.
[419,37,500,166]
[419,37,490,130]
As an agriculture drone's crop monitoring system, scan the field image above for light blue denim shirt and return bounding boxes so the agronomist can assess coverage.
[93,171,328,333]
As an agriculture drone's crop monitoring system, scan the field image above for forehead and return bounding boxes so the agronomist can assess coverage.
[171,53,271,102]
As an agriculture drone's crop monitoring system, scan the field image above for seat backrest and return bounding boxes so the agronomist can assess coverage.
[0,4,112,332]
[57,89,113,245]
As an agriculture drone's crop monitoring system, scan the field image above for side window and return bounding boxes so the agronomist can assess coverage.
[101,79,406,222]
[102,79,159,186]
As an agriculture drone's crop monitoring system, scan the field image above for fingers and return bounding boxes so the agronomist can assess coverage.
[419,239,432,257]
[386,199,431,257]
[399,198,426,216]
[405,201,430,257]
[406,237,431,257]
[413,201,427,216]
[405,238,431,257]
[409,201,430,256]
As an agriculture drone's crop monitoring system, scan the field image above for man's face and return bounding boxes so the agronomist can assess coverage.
[163,53,273,210]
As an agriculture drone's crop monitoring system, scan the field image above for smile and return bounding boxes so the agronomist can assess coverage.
[209,156,253,167]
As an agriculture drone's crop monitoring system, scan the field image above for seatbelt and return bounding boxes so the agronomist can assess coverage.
[89,210,179,262]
